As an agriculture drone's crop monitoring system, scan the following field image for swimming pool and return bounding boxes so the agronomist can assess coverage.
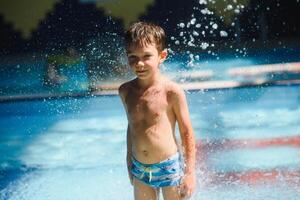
[1,84,300,199]
[1,46,300,98]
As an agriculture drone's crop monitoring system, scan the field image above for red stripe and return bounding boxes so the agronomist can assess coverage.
[202,170,300,185]
[196,135,300,151]
[195,135,300,185]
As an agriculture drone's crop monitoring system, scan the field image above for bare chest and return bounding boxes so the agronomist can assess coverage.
[126,89,168,122]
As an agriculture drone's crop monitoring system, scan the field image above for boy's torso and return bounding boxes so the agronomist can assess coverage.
[125,78,178,164]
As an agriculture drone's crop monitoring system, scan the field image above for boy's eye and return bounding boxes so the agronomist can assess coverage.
[144,55,152,58]
[128,56,137,61]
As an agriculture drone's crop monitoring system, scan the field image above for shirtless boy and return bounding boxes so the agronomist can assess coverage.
[119,22,196,200]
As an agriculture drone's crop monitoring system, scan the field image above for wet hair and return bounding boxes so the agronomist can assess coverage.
[124,22,166,52]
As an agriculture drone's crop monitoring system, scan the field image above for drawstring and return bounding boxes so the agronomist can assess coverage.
[140,166,153,182]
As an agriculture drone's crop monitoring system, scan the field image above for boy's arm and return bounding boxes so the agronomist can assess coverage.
[126,124,133,184]
[118,83,133,184]
[171,84,196,197]
[171,85,195,174]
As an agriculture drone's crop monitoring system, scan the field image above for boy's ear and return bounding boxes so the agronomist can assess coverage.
[159,49,168,63]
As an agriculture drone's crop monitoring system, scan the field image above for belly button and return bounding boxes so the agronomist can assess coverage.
[143,150,148,156]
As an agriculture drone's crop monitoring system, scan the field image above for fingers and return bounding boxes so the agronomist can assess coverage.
[180,184,193,199]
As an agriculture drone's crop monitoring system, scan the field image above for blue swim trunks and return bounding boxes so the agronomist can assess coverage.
[131,153,184,188]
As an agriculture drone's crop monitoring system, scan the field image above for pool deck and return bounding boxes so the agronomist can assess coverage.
[1,62,300,102]
[228,62,300,77]
[1,78,300,103]
[92,61,300,92]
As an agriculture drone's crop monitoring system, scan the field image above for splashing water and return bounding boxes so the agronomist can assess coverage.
[169,0,250,67]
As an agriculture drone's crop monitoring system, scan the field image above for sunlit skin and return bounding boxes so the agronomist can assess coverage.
[119,42,196,200]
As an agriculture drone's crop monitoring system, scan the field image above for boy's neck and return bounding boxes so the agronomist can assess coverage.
[137,73,162,89]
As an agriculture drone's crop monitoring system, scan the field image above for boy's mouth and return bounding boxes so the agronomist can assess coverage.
[136,70,147,74]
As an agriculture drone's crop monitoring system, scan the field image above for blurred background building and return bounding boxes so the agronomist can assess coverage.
[1,0,300,54]
[0,0,300,98]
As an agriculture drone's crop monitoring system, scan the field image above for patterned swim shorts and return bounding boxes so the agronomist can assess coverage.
[131,153,184,188]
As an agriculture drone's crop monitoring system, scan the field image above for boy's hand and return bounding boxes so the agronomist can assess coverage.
[180,172,196,199]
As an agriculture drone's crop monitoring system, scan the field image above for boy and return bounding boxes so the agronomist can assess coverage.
[119,22,196,200]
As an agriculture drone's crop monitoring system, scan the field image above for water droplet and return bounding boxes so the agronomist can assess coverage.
[190,18,197,25]
[212,23,218,29]
[220,31,228,37]
[199,0,207,5]
[200,42,209,50]
[178,23,185,28]
[227,5,233,10]
[192,31,199,37]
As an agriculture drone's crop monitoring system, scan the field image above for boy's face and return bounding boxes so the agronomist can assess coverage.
[126,43,167,80]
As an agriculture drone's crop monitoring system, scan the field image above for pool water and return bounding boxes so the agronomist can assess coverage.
[1,46,300,97]
[1,85,300,199]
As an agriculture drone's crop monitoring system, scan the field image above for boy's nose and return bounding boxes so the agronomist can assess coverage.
[136,60,144,68]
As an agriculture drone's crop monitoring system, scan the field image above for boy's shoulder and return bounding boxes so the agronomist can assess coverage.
[118,79,136,97]
[161,78,186,104]
[163,78,184,95]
